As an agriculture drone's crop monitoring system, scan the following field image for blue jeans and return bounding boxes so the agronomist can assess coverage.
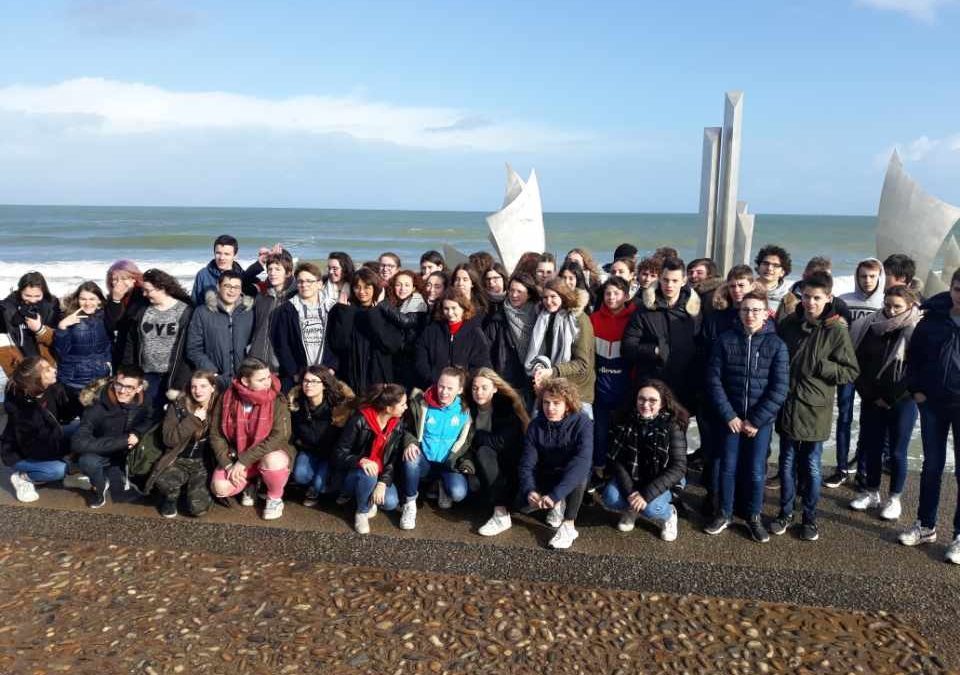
[718,424,772,519]
[402,453,469,502]
[600,480,676,522]
[77,452,125,493]
[342,468,399,514]
[292,453,330,494]
[778,438,823,522]
[834,383,855,470]
[916,403,960,534]
[12,458,67,483]
[860,398,917,495]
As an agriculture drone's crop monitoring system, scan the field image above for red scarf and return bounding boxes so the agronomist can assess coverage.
[448,321,463,337]
[220,375,281,455]
[359,405,400,472]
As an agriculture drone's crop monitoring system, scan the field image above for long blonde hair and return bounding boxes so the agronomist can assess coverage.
[468,367,530,431]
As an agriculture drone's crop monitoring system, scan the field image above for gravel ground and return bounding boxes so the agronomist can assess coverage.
[0,536,948,675]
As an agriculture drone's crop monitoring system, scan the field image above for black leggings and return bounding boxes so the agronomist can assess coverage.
[473,445,520,508]
[532,474,588,521]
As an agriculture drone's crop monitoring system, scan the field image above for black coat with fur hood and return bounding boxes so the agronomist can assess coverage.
[71,378,154,456]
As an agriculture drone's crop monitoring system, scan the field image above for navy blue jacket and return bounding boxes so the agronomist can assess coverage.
[54,310,113,390]
[190,259,244,307]
[706,319,789,428]
[518,411,593,503]
[906,292,960,410]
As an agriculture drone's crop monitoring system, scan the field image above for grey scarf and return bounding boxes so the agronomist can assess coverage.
[400,292,428,314]
[524,308,579,374]
[849,305,920,380]
[503,301,537,359]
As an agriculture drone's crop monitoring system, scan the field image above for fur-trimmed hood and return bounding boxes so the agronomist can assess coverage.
[694,276,722,296]
[640,282,701,317]
[78,376,147,408]
[572,288,591,317]
[286,380,356,427]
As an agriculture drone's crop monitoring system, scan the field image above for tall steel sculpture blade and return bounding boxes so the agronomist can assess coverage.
[716,92,744,273]
[486,164,546,273]
[876,151,960,285]
[698,127,722,258]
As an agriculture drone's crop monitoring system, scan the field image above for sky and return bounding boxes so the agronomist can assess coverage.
[1,0,959,214]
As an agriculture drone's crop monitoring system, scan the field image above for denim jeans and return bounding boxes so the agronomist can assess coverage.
[402,453,469,501]
[718,424,772,519]
[778,438,823,522]
[916,403,960,535]
[860,398,917,495]
[77,452,125,493]
[834,383,855,470]
[291,452,330,494]
[600,480,677,522]
[12,458,68,483]
[342,468,399,514]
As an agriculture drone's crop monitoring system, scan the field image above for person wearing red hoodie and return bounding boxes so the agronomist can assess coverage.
[590,277,637,480]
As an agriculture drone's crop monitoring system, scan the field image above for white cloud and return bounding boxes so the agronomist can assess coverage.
[0,77,587,152]
[856,0,954,23]
[876,133,960,167]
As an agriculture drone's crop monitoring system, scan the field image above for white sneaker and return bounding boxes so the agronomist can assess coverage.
[10,472,39,503]
[303,487,319,507]
[548,522,579,549]
[437,483,452,510]
[546,500,565,528]
[617,513,637,532]
[899,521,937,546]
[660,506,679,543]
[240,484,256,507]
[478,512,512,537]
[946,535,960,565]
[849,491,881,511]
[367,503,378,520]
[880,495,902,521]
[262,498,284,520]
[354,512,370,535]
[62,473,91,490]
[400,500,417,530]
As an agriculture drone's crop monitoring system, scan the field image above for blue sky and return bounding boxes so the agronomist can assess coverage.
[1,0,959,214]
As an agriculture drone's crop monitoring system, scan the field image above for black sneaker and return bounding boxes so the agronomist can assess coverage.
[765,474,781,491]
[159,498,178,518]
[88,479,110,509]
[769,513,792,536]
[747,516,770,543]
[704,516,731,535]
[823,471,848,489]
[801,520,820,541]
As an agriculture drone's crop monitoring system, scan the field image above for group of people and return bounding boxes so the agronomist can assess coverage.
[1,235,959,560]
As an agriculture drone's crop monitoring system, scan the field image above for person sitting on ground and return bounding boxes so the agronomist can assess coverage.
[2,358,88,502]
[333,383,408,534]
[600,380,688,542]
[848,286,921,522]
[468,367,531,537]
[146,369,220,518]
[0,271,61,367]
[771,271,859,542]
[289,365,354,507]
[191,234,244,306]
[415,289,491,388]
[379,269,430,391]
[419,250,445,280]
[72,364,154,509]
[186,270,255,390]
[248,252,296,372]
[518,377,593,550]
[54,281,113,418]
[525,277,596,417]
[704,291,789,543]
[103,260,146,370]
[209,357,293,520]
[399,367,474,530]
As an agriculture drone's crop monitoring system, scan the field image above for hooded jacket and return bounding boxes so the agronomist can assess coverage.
[591,302,636,407]
[190,259,244,307]
[186,290,255,389]
[0,383,73,465]
[403,388,473,469]
[905,291,960,410]
[54,308,113,390]
[706,319,790,428]
[839,258,886,323]
[693,277,722,317]
[622,284,702,410]
[776,304,860,441]
[71,378,154,456]
[333,410,407,486]
[765,278,797,316]
[518,411,593,503]
[415,316,491,389]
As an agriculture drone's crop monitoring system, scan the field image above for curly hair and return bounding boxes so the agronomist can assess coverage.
[385,269,425,307]
[755,244,792,277]
[537,377,581,417]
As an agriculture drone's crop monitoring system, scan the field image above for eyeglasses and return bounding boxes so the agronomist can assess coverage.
[740,308,767,315]
[113,382,140,392]
[759,261,782,269]
[220,284,242,291]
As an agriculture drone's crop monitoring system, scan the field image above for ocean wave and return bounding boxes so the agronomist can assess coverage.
[0,259,204,297]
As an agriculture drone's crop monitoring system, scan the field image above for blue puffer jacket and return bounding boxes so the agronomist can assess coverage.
[54,309,112,390]
[706,319,789,427]
[906,291,960,410]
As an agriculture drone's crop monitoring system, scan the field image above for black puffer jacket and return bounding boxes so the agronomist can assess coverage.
[326,304,403,395]
[1,383,74,465]
[333,410,406,487]
[71,379,154,456]
[287,382,355,460]
[415,317,491,388]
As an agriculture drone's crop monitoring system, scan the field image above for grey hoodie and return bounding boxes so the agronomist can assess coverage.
[839,257,886,323]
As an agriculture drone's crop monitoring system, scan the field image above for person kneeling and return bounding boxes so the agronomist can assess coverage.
[209,358,293,520]
[145,370,219,518]
[600,380,687,542]
[519,377,593,549]
[72,365,154,508]
[334,384,407,534]
[399,367,473,530]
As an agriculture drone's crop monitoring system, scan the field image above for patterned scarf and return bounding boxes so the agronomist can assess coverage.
[220,375,281,455]
[607,410,673,482]
[524,308,580,374]
[503,301,537,358]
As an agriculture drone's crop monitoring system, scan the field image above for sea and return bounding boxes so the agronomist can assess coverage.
[0,204,933,468]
